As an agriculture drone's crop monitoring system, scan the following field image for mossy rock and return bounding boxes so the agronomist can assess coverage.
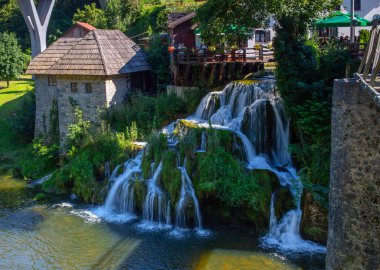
[300,192,328,244]
[133,179,147,213]
[274,187,295,220]
[142,148,154,179]
[159,150,182,209]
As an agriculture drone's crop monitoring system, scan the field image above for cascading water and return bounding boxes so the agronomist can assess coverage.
[190,80,325,252]
[95,152,143,222]
[142,162,168,224]
[96,79,325,251]
[176,158,202,229]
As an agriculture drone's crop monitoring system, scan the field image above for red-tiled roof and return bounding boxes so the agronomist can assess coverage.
[75,22,96,31]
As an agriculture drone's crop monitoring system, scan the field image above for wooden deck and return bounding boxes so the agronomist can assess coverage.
[171,48,274,86]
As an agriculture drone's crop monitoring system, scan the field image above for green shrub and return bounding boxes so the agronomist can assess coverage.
[159,150,181,207]
[13,91,35,143]
[33,193,47,201]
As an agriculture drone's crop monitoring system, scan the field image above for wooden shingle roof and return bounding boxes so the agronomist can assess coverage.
[26,29,150,76]
[168,12,196,29]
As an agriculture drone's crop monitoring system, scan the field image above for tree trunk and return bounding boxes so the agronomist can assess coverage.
[7,80,9,88]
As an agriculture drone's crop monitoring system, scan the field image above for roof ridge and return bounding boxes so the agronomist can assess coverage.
[93,29,109,76]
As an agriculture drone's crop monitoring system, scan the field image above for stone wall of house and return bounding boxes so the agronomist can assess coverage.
[56,75,107,147]
[105,75,129,106]
[34,75,130,148]
[34,75,58,138]
[326,79,380,270]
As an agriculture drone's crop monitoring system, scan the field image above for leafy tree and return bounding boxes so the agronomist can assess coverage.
[73,3,108,29]
[105,0,141,32]
[146,34,170,84]
[0,32,27,87]
[196,0,268,46]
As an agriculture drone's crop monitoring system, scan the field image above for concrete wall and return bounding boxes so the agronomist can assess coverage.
[327,79,380,270]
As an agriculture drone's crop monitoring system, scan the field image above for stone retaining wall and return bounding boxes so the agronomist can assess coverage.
[327,78,380,270]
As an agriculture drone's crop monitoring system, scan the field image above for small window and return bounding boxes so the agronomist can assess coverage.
[85,83,92,93]
[354,0,361,11]
[71,83,78,93]
[48,75,56,86]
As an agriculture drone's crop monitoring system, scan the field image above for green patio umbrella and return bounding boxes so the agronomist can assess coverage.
[316,11,371,27]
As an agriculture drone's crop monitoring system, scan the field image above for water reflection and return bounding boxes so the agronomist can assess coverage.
[194,249,300,270]
[0,205,140,270]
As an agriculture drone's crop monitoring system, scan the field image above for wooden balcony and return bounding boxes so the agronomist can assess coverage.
[172,48,274,65]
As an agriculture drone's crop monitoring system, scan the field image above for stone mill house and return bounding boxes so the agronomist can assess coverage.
[26,23,152,147]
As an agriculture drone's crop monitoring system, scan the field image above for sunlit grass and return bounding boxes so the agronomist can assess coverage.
[0,76,34,171]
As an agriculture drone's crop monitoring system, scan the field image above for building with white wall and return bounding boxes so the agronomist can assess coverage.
[338,0,380,37]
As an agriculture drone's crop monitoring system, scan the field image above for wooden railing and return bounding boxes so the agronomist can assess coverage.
[338,42,367,58]
[357,26,380,87]
[173,47,274,64]
[356,26,380,106]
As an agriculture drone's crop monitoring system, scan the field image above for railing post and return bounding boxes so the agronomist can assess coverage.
[259,47,264,61]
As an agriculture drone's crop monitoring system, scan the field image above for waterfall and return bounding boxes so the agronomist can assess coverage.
[198,131,207,152]
[191,80,324,252]
[142,162,168,224]
[96,79,325,250]
[175,158,202,229]
[95,152,143,222]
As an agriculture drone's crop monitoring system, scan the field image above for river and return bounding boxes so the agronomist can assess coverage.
[0,175,325,270]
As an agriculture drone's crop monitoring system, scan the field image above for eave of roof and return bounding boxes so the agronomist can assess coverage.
[168,12,196,29]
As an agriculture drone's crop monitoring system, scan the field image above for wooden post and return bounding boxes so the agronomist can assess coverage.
[210,64,216,85]
[219,63,225,82]
[17,0,55,58]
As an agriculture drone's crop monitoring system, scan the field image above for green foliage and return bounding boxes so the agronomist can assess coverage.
[17,138,59,180]
[196,0,268,46]
[73,3,107,29]
[66,106,91,155]
[197,146,272,220]
[146,34,170,84]
[183,87,208,114]
[102,91,186,139]
[0,32,28,86]
[160,150,181,207]
[126,121,139,141]
[105,0,141,32]
[12,91,35,143]
[44,130,133,203]
[33,192,47,201]
[358,29,370,44]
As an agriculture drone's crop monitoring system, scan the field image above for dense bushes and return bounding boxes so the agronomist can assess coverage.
[102,91,186,139]
[274,26,350,207]
[39,104,140,203]
[43,131,134,203]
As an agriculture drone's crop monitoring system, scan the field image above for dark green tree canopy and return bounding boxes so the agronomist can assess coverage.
[196,0,269,46]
